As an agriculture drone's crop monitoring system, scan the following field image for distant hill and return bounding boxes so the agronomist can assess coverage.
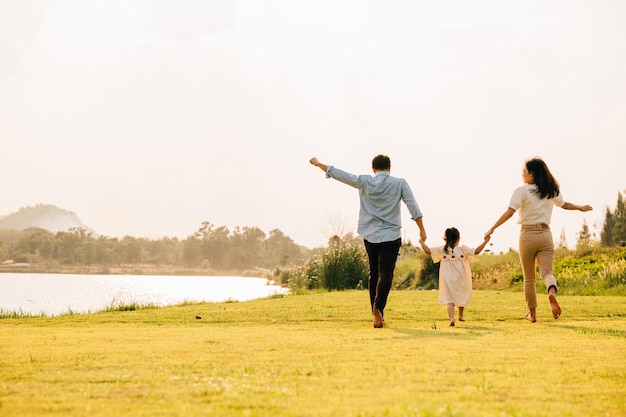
[0,204,94,234]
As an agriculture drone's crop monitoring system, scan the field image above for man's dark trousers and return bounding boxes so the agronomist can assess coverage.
[364,238,402,316]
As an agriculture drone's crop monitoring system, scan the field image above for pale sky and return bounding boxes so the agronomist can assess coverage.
[1,1,625,253]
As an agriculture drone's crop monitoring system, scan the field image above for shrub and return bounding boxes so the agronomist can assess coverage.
[417,253,439,290]
[280,244,626,295]
[393,255,423,290]
[471,250,523,290]
[318,243,368,290]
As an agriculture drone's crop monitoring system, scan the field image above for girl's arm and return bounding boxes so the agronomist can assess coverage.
[474,234,491,255]
[485,207,515,238]
[561,202,593,212]
[419,239,431,255]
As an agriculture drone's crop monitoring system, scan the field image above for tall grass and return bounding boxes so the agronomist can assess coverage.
[471,250,523,290]
[391,245,626,296]
[274,245,626,296]
[0,308,45,319]
[393,255,423,290]
[318,242,368,289]
[556,255,626,295]
[275,241,368,290]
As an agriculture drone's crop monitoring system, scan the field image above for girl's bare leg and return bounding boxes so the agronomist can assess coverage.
[447,303,455,326]
[458,306,465,322]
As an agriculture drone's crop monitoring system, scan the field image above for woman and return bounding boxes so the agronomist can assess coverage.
[485,157,592,322]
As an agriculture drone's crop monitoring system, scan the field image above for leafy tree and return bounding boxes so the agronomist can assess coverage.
[146,237,180,264]
[576,219,592,249]
[0,219,311,273]
[266,229,294,266]
[12,228,54,262]
[94,236,117,264]
[206,225,232,269]
[601,208,615,246]
[230,226,266,269]
[119,236,144,264]
[558,229,568,249]
[54,228,90,263]
[616,192,626,245]
[601,191,626,246]
[0,242,9,262]
[82,240,96,265]
[182,237,202,267]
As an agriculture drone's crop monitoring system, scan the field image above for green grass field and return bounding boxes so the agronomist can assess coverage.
[1,290,625,417]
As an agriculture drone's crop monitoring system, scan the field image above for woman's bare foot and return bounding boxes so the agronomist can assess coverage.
[458,317,465,322]
[525,312,537,323]
[449,320,455,327]
[548,294,562,319]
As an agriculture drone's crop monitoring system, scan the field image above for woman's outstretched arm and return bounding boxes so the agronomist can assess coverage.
[485,207,515,238]
[561,202,593,212]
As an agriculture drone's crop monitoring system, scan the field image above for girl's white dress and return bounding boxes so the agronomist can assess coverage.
[429,245,475,306]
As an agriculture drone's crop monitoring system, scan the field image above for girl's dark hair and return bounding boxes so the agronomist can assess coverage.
[444,227,460,254]
[372,154,391,171]
[526,157,560,199]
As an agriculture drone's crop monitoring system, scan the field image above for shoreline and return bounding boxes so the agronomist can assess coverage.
[0,263,270,277]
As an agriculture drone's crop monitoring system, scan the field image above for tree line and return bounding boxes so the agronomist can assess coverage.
[1,190,624,281]
[0,222,311,272]
[601,191,626,247]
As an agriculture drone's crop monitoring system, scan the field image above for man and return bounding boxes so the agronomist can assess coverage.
[310,155,427,328]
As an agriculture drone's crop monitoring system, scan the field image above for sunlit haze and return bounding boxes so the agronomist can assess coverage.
[2,1,624,253]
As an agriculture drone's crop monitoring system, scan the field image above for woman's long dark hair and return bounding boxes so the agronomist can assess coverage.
[526,157,560,199]
[444,227,460,254]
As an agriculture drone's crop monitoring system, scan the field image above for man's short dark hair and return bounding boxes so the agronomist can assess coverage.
[372,154,391,171]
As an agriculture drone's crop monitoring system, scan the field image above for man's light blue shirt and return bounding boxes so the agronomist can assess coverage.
[326,166,422,243]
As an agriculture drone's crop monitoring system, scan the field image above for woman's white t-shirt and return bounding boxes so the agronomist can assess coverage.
[509,184,565,225]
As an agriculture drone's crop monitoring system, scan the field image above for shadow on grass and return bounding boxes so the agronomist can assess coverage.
[554,324,626,338]
[388,324,506,340]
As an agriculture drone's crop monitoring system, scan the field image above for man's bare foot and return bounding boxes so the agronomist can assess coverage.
[449,320,455,327]
[373,308,384,328]
[458,317,465,322]
[525,312,537,323]
[549,294,562,319]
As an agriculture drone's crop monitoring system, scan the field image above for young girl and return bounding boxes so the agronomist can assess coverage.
[420,228,490,326]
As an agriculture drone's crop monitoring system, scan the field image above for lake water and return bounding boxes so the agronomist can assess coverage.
[0,273,288,316]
